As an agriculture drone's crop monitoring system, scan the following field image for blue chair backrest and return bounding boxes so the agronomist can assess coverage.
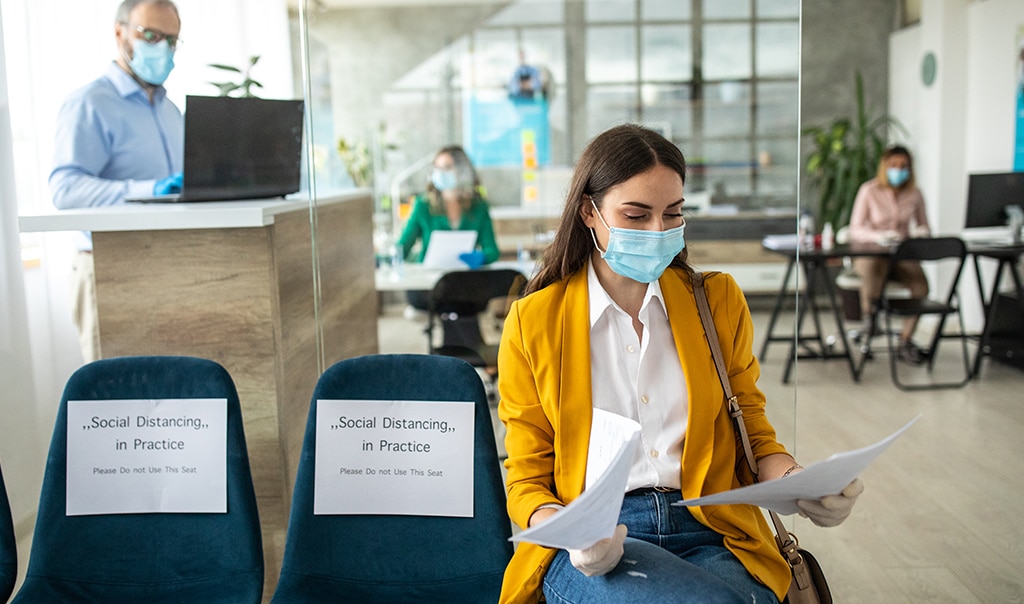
[272,354,513,603]
[1,465,16,603]
[12,356,263,604]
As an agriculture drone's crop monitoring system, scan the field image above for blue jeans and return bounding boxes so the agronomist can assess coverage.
[542,490,779,604]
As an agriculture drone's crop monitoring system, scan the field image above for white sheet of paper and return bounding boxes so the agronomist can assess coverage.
[314,399,474,517]
[66,399,227,516]
[422,230,478,269]
[677,415,919,515]
[511,410,641,550]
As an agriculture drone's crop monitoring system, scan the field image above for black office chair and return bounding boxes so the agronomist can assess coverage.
[425,268,527,370]
[857,237,972,390]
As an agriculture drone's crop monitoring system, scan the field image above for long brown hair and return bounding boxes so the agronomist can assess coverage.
[525,124,692,295]
[426,145,481,214]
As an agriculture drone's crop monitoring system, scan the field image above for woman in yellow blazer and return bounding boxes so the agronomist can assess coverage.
[497,124,864,604]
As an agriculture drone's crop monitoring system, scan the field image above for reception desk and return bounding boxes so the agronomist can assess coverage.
[20,192,379,597]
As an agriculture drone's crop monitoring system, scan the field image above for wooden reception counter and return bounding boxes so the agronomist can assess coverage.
[20,191,379,597]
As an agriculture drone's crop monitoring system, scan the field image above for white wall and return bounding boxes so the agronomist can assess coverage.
[889,0,1024,331]
[964,0,1024,171]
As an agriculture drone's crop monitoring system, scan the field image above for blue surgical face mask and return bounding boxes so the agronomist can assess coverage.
[589,199,685,283]
[887,167,910,187]
[127,38,175,85]
[431,168,459,192]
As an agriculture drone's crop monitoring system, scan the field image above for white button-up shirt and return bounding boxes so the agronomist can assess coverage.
[585,262,687,492]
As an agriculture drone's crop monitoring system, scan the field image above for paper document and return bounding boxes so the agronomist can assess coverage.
[510,410,641,550]
[761,233,800,250]
[422,230,478,269]
[676,416,919,515]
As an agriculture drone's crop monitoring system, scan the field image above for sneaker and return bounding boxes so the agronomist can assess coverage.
[897,340,926,364]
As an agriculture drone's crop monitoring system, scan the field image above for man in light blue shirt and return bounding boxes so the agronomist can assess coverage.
[50,0,184,362]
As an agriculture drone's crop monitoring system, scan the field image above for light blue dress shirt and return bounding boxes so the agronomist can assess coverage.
[49,62,183,248]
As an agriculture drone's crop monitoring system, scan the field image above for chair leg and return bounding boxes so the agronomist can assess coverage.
[852,312,877,380]
[890,311,972,391]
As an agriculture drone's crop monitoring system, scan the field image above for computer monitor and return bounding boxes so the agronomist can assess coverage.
[965,172,1024,229]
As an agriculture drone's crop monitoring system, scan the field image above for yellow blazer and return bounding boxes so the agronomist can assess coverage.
[496,266,791,603]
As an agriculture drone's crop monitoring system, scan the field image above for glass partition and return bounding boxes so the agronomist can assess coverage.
[296,0,802,458]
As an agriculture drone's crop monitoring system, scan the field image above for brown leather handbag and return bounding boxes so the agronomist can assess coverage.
[692,271,833,604]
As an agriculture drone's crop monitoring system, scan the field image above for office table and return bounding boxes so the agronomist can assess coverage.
[760,242,893,383]
[762,238,1024,384]
[969,242,1024,376]
[375,260,536,292]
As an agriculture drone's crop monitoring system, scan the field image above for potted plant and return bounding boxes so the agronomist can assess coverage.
[208,55,263,98]
[803,71,904,231]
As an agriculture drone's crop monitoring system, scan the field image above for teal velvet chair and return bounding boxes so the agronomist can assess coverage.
[271,354,513,603]
[1,465,15,603]
[12,356,264,603]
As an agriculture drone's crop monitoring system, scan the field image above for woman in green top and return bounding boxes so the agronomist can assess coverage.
[397,145,500,265]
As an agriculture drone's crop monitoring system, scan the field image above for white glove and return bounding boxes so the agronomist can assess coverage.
[875,230,901,246]
[568,524,627,577]
[796,478,864,527]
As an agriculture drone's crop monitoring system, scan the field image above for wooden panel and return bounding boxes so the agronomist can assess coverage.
[93,229,282,498]
[269,196,379,514]
[91,195,379,601]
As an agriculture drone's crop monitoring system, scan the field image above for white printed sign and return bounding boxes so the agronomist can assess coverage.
[314,399,475,517]
[66,399,227,516]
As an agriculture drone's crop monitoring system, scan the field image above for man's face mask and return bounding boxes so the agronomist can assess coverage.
[127,38,175,85]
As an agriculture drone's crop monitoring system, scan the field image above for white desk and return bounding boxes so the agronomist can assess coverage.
[18,195,337,232]
[375,260,536,292]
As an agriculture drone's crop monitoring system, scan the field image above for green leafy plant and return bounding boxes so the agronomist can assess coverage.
[337,137,372,187]
[337,124,400,189]
[803,71,905,230]
[208,55,263,98]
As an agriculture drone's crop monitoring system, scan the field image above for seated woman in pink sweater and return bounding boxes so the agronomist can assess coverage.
[848,144,931,363]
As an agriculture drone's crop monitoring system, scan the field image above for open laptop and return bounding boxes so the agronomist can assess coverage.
[127,95,304,203]
[422,231,478,269]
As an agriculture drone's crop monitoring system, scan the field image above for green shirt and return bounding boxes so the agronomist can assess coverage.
[397,193,501,264]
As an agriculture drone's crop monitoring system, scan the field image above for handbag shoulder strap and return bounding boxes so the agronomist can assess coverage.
[691,271,757,477]
[691,271,800,555]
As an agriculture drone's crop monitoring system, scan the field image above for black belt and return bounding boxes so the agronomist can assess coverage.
[625,486,679,496]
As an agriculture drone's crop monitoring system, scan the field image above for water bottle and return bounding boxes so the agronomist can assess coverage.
[799,210,816,249]
[517,244,532,274]
[1008,205,1024,244]
[389,243,403,280]
[821,222,835,251]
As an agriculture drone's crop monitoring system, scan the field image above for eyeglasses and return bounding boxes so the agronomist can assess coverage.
[121,22,182,49]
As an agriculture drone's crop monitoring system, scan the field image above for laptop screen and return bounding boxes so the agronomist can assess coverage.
[182,95,304,201]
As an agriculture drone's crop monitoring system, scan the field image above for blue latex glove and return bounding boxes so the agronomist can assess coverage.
[459,250,486,270]
[153,172,184,195]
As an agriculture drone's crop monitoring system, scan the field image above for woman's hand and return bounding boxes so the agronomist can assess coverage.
[569,524,628,577]
[796,478,865,527]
